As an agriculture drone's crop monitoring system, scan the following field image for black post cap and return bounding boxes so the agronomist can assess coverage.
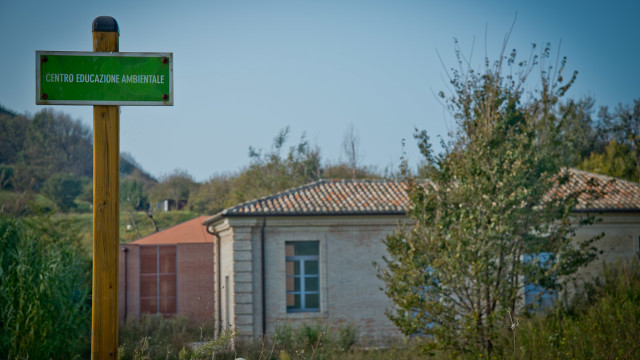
[92,16,119,34]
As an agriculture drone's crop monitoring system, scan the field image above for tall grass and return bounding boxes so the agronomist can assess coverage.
[118,314,214,360]
[504,258,640,359]
[0,215,91,359]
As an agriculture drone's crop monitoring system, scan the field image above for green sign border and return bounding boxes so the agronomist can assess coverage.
[36,51,173,106]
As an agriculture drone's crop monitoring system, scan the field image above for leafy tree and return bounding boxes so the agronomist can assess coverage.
[0,215,91,358]
[121,177,150,212]
[42,172,83,212]
[0,112,28,164]
[150,169,197,209]
[579,139,638,181]
[597,98,640,179]
[555,97,602,166]
[13,109,92,191]
[190,174,233,214]
[378,42,600,355]
[229,127,321,204]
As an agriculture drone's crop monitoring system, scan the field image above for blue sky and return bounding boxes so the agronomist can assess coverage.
[1,0,638,182]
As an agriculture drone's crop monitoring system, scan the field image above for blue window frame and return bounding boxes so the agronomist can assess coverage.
[286,241,320,312]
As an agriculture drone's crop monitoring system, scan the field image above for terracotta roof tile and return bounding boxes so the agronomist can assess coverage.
[215,179,410,218]
[205,169,640,223]
[130,216,212,245]
[553,169,640,212]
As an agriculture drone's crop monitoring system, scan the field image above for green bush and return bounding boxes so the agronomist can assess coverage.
[0,215,91,359]
[0,164,14,189]
[42,172,83,212]
[509,258,640,359]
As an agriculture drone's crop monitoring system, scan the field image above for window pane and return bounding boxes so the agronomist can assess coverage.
[305,277,319,292]
[158,246,176,273]
[287,293,300,309]
[140,298,157,314]
[295,242,318,256]
[305,260,318,275]
[160,297,176,314]
[305,294,319,309]
[159,274,176,297]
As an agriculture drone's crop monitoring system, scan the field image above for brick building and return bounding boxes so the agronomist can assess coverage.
[118,216,215,323]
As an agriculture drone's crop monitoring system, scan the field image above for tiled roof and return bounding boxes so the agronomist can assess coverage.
[205,169,640,223]
[210,179,409,220]
[130,216,212,245]
[551,169,640,212]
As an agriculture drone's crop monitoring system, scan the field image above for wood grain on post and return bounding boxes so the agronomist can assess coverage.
[91,16,120,360]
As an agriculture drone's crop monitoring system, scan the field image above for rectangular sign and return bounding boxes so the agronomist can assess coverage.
[36,51,173,106]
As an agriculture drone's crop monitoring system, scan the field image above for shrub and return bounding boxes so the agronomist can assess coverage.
[490,258,640,359]
[42,172,83,212]
[118,314,213,360]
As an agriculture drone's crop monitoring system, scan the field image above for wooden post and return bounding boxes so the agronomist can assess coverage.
[91,16,120,360]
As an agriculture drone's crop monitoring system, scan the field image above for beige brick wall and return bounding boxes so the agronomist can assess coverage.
[568,213,640,289]
[215,216,405,344]
[212,212,640,344]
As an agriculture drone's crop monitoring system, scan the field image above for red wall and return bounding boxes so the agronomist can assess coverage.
[118,243,214,323]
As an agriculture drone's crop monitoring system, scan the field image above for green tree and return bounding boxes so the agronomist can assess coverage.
[378,42,600,355]
[579,139,638,181]
[13,109,92,191]
[190,174,233,214]
[555,97,602,166]
[597,98,640,179]
[150,169,197,209]
[42,172,83,212]
[0,112,28,165]
[229,127,321,204]
[0,215,91,359]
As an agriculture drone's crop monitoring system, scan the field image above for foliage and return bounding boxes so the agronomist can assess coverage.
[579,139,638,182]
[190,174,234,214]
[12,109,92,191]
[378,41,601,355]
[492,258,640,359]
[555,97,603,167]
[186,328,236,360]
[0,113,28,165]
[228,127,321,205]
[42,172,84,212]
[118,314,213,360]
[595,98,640,179]
[0,215,91,359]
[121,177,151,212]
[150,169,198,209]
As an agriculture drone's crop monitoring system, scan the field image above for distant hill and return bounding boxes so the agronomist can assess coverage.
[0,104,18,117]
[1,106,156,215]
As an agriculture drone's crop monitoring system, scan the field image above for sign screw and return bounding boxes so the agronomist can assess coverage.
[41,93,48,99]
[162,57,168,64]
[42,56,48,63]
[162,94,168,100]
